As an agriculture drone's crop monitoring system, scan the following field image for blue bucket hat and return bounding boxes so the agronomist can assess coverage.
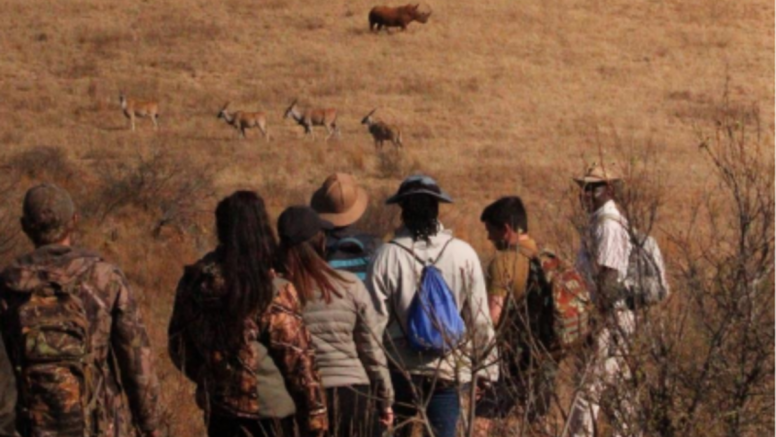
[385,174,453,205]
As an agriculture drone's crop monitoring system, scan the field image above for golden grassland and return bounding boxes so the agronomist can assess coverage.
[0,0,773,434]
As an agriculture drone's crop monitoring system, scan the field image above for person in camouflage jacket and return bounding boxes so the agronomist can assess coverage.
[0,336,17,437]
[0,184,160,437]
[168,191,328,437]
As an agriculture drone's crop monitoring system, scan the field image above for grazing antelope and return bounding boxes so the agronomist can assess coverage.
[369,4,431,32]
[283,99,339,141]
[361,109,403,150]
[217,102,270,141]
[119,92,159,131]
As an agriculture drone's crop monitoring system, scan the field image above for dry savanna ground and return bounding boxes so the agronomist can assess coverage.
[0,0,773,435]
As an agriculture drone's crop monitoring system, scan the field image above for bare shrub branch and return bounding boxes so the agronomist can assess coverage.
[84,149,218,238]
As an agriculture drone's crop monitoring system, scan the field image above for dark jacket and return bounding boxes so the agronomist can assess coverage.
[0,336,16,437]
[0,245,160,437]
[168,251,328,434]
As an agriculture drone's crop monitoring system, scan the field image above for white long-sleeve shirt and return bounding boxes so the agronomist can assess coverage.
[366,224,499,384]
[576,200,632,301]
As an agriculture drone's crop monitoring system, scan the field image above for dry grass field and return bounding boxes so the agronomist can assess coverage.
[0,0,772,435]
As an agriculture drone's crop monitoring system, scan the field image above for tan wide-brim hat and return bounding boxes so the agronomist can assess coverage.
[310,173,369,227]
[573,162,622,186]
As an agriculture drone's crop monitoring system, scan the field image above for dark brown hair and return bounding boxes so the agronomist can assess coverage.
[215,191,277,347]
[480,196,528,233]
[278,232,348,305]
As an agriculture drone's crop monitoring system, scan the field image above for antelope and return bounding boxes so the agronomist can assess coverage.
[217,102,270,141]
[283,99,339,141]
[119,92,159,131]
[361,109,403,151]
[369,4,431,32]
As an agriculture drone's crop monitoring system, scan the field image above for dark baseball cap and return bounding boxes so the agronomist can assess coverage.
[277,206,334,246]
[385,174,453,205]
[22,184,75,229]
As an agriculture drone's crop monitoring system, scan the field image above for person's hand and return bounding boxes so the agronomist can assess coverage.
[475,379,491,401]
[380,406,394,428]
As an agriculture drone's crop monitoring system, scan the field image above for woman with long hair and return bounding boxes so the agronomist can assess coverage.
[276,206,394,437]
[168,191,328,437]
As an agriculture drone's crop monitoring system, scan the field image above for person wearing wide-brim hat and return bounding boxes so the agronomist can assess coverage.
[310,173,381,281]
[573,162,622,186]
[567,162,645,437]
[275,206,395,437]
[365,174,499,437]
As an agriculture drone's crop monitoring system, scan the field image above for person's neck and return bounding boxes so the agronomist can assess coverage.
[591,199,614,215]
[506,233,529,248]
[331,225,354,238]
[36,236,71,248]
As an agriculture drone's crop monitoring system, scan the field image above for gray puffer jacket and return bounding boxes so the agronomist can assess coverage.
[302,270,394,409]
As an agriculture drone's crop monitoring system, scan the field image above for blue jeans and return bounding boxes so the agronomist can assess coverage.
[391,372,460,437]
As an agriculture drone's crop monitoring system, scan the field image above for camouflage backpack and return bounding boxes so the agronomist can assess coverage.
[530,249,594,351]
[13,261,101,437]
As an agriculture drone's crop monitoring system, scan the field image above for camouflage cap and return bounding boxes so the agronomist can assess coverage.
[22,184,76,243]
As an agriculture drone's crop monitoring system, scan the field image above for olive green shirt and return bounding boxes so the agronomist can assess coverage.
[486,237,538,302]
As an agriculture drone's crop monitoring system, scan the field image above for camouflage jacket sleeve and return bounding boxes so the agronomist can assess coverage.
[100,264,160,433]
[0,335,17,437]
[263,282,328,434]
[167,266,204,382]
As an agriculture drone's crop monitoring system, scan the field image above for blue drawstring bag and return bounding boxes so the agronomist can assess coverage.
[391,240,466,354]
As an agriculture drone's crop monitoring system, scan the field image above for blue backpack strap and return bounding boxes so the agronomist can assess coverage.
[432,239,454,266]
[389,241,427,265]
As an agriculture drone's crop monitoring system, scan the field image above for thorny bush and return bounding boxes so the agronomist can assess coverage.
[85,149,218,238]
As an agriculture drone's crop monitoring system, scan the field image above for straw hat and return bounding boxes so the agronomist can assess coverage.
[573,162,622,186]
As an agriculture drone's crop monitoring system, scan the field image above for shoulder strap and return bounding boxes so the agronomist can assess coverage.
[433,239,455,266]
[597,212,628,228]
[33,259,102,303]
[335,237,365,251]
[389,238,454,267]
[389,241,426,265]
[598,213,653,246]
[517,245,538,262]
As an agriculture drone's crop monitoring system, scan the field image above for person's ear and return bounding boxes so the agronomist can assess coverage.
[315,231,327,255]
[20,217,29,237]
[20,216,40,246]
[605,183,617,199]
[65,213,79,236]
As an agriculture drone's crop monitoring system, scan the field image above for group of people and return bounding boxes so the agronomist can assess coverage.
[0,163,662,437]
